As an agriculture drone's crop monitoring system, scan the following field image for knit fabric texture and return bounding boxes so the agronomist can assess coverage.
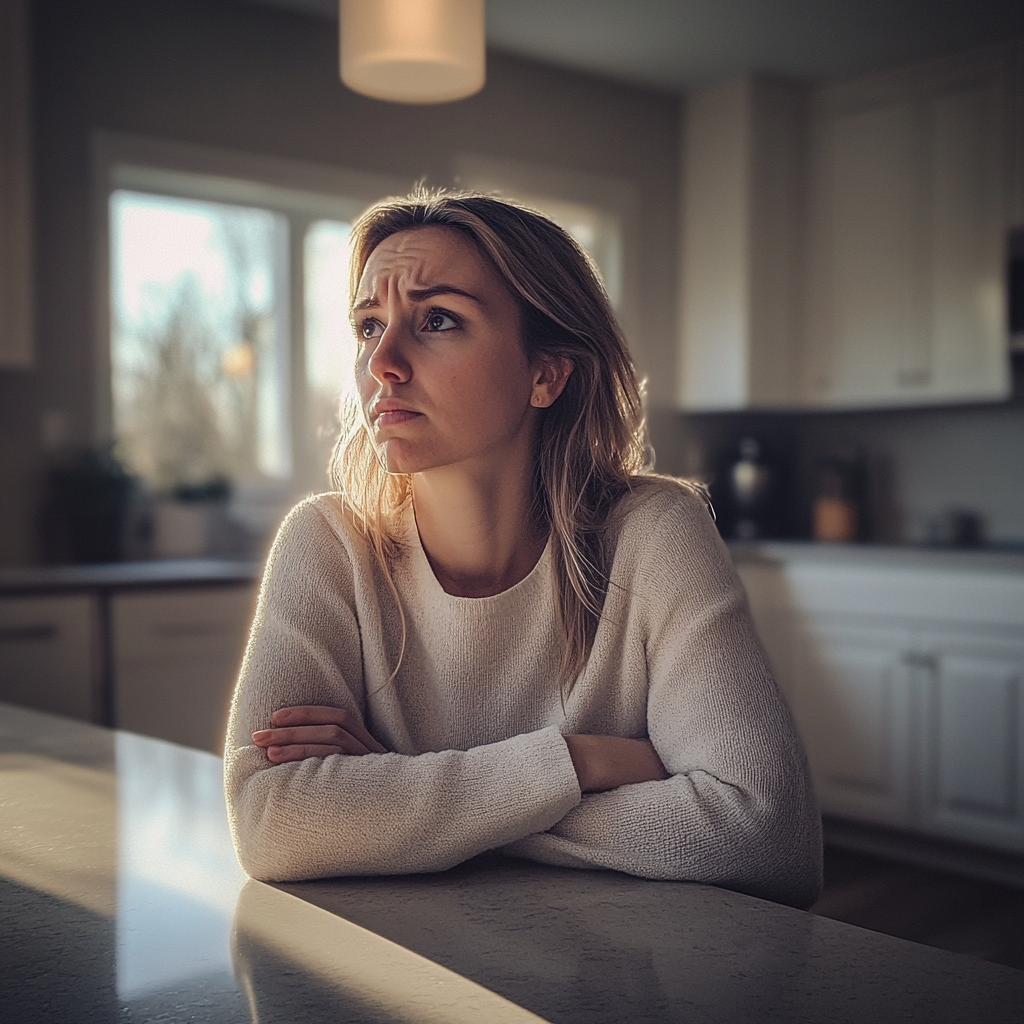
[224,479,823,908]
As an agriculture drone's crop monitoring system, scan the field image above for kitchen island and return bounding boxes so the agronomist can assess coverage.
[1,701,1021,1023]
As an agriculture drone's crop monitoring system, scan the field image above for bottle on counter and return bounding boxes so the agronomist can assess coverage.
[812,454,860,543]
[730,437,772,540]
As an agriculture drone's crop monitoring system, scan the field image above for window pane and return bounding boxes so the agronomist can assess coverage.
[304,219,355,478]
[515,195,622,308]
[110,190,290,490]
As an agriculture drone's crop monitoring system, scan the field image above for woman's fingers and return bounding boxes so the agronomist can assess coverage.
[252,724,373,755]
[264,743,363,765]
[269,705,388,753]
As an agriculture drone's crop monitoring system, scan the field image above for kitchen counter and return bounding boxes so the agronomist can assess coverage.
[1,702,1021,1023]
[729,540,1024,574]
[0,558,262,596]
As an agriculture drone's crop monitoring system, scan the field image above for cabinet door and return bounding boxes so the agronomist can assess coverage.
[927,79,1010,401]
[0,595,97,721]
[112,586,256,755]
[795,621,914,827]
[804,97,927,407]
[803,45,1014,409]
[915,631,1024,853]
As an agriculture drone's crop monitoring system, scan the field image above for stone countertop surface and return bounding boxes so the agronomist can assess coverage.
[1,702,1021,1024]
[0,557,262,595]
[729,539,1024,573]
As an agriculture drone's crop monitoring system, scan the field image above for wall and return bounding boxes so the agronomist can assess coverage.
[0,0,680,565]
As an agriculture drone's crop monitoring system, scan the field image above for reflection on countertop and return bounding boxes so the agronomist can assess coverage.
[1,703,1022,1024]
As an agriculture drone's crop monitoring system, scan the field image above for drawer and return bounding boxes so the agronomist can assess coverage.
[0,595,97,721]
[112,586,257,753]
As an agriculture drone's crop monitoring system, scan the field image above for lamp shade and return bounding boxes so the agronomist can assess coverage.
[340,0,485,104]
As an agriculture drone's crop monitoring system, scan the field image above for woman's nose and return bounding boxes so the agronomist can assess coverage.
[366,323,411,385]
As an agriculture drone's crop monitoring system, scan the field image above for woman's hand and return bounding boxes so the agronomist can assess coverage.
[563,734,669,793]
[252,706,388,764]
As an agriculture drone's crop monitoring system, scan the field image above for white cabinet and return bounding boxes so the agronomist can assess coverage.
[736,550,1024,853]
[794,621,914,829]
[802,44,1017,408]
[915,630,1024,852]
[0,595,97,720]
[677,78,806,410]
[677,41,1021,411]
[112,586,255,755]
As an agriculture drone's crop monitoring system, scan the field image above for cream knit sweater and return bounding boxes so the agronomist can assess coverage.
[224,480,822,908]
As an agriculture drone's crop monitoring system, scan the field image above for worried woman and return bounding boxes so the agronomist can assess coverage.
[223,190,822,909]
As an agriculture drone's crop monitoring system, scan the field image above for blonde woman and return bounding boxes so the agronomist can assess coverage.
[224,191,822,908]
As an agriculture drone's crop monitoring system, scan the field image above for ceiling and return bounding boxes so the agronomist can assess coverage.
[242,0,1024,92]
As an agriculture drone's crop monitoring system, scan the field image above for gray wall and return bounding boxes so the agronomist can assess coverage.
[0,0,680,565]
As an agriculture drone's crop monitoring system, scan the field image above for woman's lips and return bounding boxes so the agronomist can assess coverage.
[375,409,422,427]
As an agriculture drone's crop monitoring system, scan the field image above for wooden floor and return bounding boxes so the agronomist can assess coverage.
[811,846,1024,970]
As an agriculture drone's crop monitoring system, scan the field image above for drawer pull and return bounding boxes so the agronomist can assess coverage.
[0,623,59,643]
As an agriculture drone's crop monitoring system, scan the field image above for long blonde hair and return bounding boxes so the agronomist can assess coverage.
[332,189,650,685]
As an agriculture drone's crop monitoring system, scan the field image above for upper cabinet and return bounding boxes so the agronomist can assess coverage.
[0,0,33,369]
[678,41,1023,411]
[678,78,807,410]
[803,44,1019,408]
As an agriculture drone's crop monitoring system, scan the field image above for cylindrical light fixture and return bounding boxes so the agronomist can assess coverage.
[340,0,486,104]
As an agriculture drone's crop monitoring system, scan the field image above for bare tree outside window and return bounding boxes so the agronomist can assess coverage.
[110,191,286,494]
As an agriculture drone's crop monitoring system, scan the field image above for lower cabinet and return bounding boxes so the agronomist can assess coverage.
[737,556,1024,854]
[0,595,97,721]
[112,586,256,756]
[794,621,915,830]
[916,630,1024,852]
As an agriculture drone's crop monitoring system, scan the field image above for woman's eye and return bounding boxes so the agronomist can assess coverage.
[359,318,384,340]
[424,311,458,332]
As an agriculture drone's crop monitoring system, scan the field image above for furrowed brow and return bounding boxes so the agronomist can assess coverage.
[407,285,482,304]
[350,285,482,317]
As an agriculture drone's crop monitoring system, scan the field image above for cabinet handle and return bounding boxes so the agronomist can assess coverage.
[0,623,59,643]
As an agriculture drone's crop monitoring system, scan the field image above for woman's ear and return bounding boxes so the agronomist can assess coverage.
[530,355,573,408]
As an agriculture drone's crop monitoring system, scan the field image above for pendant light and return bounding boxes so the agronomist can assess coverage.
[340,0,486,105]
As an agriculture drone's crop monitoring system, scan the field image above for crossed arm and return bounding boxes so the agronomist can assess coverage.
[251,705,668,793]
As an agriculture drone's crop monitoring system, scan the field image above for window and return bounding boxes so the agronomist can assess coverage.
[111,191,293,489]
[97,136,407,551]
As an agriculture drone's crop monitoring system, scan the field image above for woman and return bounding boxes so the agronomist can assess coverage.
[224,190,822,909]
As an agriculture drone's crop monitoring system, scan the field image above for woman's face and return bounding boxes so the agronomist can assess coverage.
[353,226,559,477]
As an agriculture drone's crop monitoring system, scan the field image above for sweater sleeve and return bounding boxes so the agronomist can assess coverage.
[501,487,823,909]
[223,500,581,883]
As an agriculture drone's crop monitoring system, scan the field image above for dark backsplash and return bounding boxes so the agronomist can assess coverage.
[649,352,1024,546]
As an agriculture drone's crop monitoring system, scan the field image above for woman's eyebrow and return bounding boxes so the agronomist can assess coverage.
[407,285,482,304]
[351,285,482,314]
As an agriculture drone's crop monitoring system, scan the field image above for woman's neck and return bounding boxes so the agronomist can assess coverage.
[411,460,546,598]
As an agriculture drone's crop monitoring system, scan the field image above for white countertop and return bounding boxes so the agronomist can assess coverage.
[730,540,1024,574]
[1,702,1021,1023]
